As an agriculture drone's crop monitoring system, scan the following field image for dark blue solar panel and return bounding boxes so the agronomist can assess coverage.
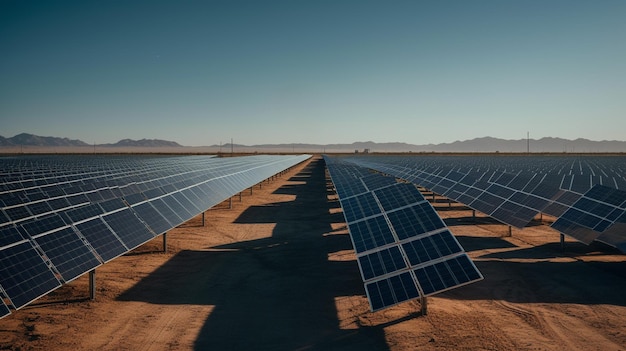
[65,193,90,206]
[365,272,420,311]
[48,197,70,211]
[0,226,26,248]
[35,227,101,282]
[4,205,32,222]
[360,174,397,191]
[103,209,155,250]
[358,246,407,281]
[491,201,538,228]
[132,202,173,236]
[123,192,147,206]
[386,202,445,240]
[20,213,67,237]
[161,195,194,223]
[0,241,61,309]
[149,198,185,227]
[63,203,104,223]
[340,192,381,224]
[98,198,127,213]
[0,210,9,226]
[347,216,396,253]
[413,254,481,296]
[401,230,462,266]
[26,201,53,216]
[75,218,128,262]
[0,300,10,318]
[585,185,626,206]
[172,192,200,218]
[470,191,503,215]
[374,183,425,212]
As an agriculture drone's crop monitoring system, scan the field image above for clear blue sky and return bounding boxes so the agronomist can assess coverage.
[1,0,625,146]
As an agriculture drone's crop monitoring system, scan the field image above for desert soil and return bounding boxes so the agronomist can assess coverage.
[2,155,626,351]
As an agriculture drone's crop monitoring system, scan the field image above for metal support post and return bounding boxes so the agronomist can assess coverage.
[421,296,428,315]
[229,197,233,209]
[472,209,476,220]
[89,270,96,300]
[448,198,451,208]
[560,233,565,251]
[239,192,242,202]
[163,233,168,253]
[507,226,512,237]
[201,212,205,226]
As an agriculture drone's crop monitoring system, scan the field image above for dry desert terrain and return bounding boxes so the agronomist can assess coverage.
[1,155,626,350]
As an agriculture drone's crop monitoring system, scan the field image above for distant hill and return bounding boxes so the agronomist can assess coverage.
[215,137,626,153]
[2,133,626,153]
[100,138,182,147]
[0,133,181,148]
[0,133,89,147]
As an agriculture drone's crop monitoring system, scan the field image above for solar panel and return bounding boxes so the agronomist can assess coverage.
[340,192,381,224]
[551,185,626,245]
[131,202,175,236]
[34,227,101,282]
[338,155,626,252]
[365,271,420,311]
[0,241,61,309]
[386,203,446,240]
[374,183,425,212]
[0,225,26,248]
[347,215,396,254]
[325,156,483,312]
[74,218,128,262]
[0,299,10,318]
[413,254,482,296]
[357,246,408,281]
[103,209,156,250]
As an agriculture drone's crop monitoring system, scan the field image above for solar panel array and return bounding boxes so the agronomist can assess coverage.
[324,156,482,311]
[336,155,626,252]
[0,154,310,318]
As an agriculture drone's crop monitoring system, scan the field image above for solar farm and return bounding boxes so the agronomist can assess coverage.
[1,154,626,350]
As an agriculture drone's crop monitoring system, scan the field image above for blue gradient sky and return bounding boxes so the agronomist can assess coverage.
[1,1,625,146]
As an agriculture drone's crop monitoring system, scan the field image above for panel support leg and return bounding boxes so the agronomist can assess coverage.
[239,192,242,202]
[472,209,476,220]
[507,226,512,237]
[89,270,96,300]
[560,233,565,251]
[163,233,168,253]
[201,212,205,227]
[229,197,233,209]
[448,198,451,208]
[421,296,428,315]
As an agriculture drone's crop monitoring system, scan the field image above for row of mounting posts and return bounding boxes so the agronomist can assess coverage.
[86,169,291,303]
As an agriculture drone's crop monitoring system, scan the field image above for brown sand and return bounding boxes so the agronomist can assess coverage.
[1,155,626,350]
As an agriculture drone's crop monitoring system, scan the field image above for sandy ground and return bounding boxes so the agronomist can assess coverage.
[2,155,626,351]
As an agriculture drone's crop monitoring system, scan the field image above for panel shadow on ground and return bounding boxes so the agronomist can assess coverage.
[118,158,391,350]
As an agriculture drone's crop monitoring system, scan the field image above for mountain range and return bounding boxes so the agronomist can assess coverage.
[1,133,626,153]
[0,133,181,148]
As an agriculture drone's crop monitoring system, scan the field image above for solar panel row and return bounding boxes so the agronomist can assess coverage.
[0,154,310,317]
[324,156,482,312]
[337,155,626,252]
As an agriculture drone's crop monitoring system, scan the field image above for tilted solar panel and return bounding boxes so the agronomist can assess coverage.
[0,241,61,309]
[0,154,311,317]
[325,156,483,312]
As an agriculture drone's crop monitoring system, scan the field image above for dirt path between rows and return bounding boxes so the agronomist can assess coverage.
[2,155,626,350]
